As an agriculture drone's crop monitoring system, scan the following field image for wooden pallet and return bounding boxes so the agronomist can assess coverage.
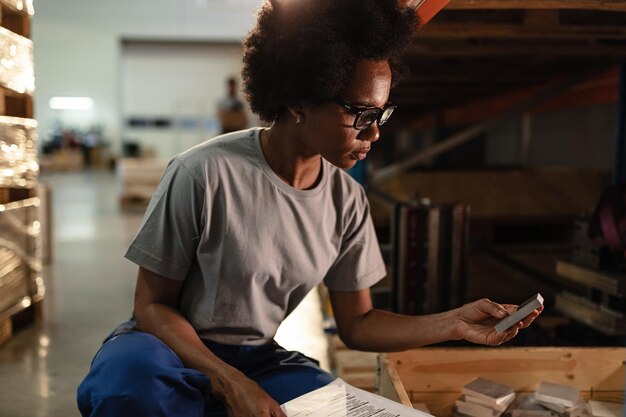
[0,298,42,346]
[120,195,152,211]
[0,0,31,38]
[327,334,379,392]
[0,185,35,204]
[0,86,33,118]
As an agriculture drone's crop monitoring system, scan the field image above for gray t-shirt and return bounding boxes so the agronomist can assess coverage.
[125,128,386,345]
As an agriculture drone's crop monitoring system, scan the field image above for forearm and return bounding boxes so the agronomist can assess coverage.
[134,303,240,396]
[338,308,461,352]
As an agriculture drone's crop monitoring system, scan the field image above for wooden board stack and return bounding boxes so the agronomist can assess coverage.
[454,378,516,417]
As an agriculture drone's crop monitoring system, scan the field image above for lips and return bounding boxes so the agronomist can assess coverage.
[350,148,370,161]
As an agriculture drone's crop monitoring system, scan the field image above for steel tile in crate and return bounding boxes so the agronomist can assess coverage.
[0,115,38,187]
[0,26,34,94]
[0,197,43,305]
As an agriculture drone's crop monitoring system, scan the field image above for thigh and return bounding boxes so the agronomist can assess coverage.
[78,332,215,417]
[244,346,335,405]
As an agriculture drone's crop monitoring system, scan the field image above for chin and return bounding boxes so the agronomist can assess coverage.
[324,151,360,170]
[332,158,357,170]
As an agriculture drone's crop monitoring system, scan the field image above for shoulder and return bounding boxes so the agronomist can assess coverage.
[170,128,259,178]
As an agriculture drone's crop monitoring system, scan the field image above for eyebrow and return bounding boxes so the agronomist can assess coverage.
[350,100,391,108]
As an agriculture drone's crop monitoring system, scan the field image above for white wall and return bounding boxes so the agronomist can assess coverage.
[121,42,248,159]
[32,0,261,155]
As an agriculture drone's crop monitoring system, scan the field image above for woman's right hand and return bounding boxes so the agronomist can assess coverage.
[217,370,287,417]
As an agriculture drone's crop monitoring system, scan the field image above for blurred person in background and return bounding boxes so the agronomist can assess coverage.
[217,76,248,134]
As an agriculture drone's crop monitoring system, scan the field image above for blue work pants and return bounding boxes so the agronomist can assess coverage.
[76,331,334,416]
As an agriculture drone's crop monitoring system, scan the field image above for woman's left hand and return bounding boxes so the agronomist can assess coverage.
[454,298,543,346]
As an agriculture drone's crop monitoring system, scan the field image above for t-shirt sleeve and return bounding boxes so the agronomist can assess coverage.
[323,187,386,291]
[124,158,206,281]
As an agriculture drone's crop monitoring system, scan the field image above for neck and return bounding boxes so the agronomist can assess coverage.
[260,121,322,190]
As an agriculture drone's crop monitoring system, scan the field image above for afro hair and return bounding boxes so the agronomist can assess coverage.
[242,0,418,122]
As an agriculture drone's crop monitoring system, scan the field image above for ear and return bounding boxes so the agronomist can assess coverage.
[287,106,304,124]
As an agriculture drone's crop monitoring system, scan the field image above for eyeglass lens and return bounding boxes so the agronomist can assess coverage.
[355,109,380,130]
[355,106,395,130]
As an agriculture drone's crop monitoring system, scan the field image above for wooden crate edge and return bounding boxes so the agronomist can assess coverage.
[378,353,413,408]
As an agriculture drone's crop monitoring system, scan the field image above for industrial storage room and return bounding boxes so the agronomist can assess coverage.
[0,0,625,416]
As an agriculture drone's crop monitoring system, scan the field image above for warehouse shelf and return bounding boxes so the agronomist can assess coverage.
[0,0,31,39]
[0,85,33,118]
[0,26,34,95]
[0,0,39,346]
[0,115,38,188]
[0,0,33,16]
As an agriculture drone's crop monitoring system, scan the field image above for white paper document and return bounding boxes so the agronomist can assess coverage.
[281,378,434,417]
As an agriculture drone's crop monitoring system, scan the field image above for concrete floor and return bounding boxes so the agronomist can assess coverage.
[0,170,328,417]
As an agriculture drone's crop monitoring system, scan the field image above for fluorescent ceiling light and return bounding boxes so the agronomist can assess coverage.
[48,97,94,110]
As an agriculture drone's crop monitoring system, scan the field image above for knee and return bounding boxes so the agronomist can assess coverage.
[77,332,184,414]
[100,332,179,385]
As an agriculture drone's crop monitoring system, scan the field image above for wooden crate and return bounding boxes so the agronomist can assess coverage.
[0,298,42,346]
[117,158,167,209]
[328,334,379,392]
[378,347,625,416]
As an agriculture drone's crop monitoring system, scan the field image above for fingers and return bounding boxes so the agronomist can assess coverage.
[501,304,518,314]
[502,326,519,343]
[272,406,287,417]
[273,406,287,417]
[475,298,508,319]
[519,305,544,328]
[489,323,521,346]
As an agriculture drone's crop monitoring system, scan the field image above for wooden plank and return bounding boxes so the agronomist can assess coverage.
[0,186,35,204]
[556,260,625,296]
[0,0,33,15]
[446,0,626,12]
[375,169,606,218]
[0,318,12,345]
[0,87,5,115]
[407,42,626,57]
[0,87,32,118]
[328,334,379,392]
[334,349,378,375]
[388,348,625,392]
[119,195,150,212]
[418,23,626,40]
[378,355,414,407]
[0,298,42,345]
[0,2,30,38]
[524,10,560,27]
[555,293,624,336]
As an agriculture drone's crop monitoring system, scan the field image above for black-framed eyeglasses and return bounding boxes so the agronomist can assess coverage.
[335,100,397,131]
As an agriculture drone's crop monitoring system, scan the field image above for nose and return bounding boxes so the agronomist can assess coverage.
[358,121,380,143]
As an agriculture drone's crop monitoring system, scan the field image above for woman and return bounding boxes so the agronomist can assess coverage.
[77,1,542,416]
